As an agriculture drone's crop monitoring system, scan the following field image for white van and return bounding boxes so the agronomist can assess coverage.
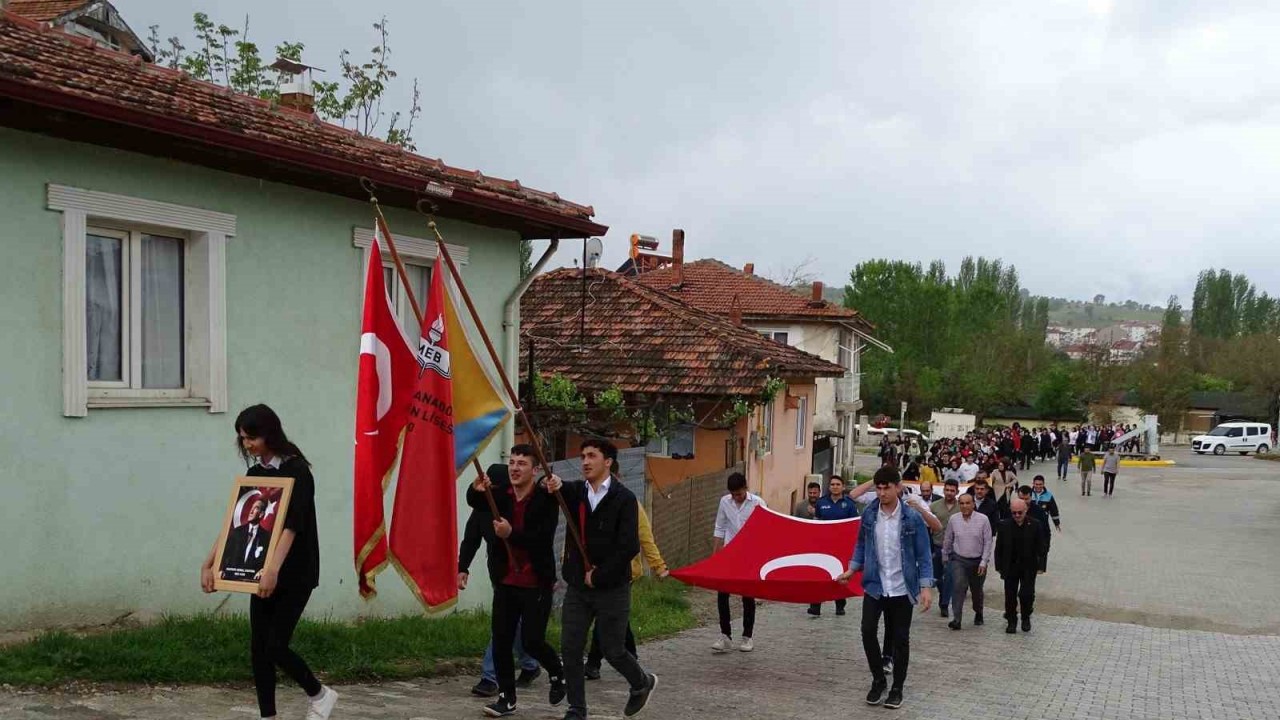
[1191,422,1273,455]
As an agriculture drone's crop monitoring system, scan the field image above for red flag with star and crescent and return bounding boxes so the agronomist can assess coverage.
[352,226,419,598]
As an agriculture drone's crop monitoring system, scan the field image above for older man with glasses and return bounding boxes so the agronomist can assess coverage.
[994,498,1047,634]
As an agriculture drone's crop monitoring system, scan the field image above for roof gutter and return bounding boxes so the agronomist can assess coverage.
[500,237,560,453]
[0,76,607,239]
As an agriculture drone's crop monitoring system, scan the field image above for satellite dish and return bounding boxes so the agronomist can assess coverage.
[584,237,604,268]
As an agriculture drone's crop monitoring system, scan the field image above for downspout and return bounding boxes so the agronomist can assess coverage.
[501,238,560,455]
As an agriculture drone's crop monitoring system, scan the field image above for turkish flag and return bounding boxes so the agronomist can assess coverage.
[671,507,864,604]
[353,226,419,599]
[233,486,284,533]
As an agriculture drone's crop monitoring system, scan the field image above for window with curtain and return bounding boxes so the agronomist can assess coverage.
[795,395,808,449]
[86,227,185,390]
[384,263,432,336]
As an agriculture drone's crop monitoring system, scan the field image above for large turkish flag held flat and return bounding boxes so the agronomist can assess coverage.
[671,507,864,603]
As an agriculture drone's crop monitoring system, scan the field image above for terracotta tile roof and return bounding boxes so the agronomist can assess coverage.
[521,268,846,397]
[6,0,86,22]
[635,259,873,329]
[0,12,604,235]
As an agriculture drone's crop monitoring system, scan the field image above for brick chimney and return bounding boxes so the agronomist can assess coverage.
[744,262,754,275]
[809,280,825,307]
[671,229,685,288]
[729,294,742,325]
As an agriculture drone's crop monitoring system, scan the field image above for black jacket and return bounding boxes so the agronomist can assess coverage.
[458,507,487,575]
[466,464,561,586]
[559,476,640,591]
[971,493,999,534]
[247,456,319,590]
[995,516,1046,577]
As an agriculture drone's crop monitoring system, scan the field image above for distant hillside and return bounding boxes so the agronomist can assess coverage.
[829,286,1169,329]
[1045,300,1166,328]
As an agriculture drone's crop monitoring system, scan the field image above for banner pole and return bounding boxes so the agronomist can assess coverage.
[423,216,592,570]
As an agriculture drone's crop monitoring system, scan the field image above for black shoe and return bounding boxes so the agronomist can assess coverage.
[549,675,566,706]
[584,664,601,681]
[865,678,888,705]
[807,605,821,617]
[1006,621,1017,634]
[884,687,904,709]
[947,618,961,630]
[562,711,586,720]
[835,606,847,616]
[483,694,517,717]
[623,673,657,717]
[516,666,542,688]
[940,606,949,618]
[974,612,984,626]
[471,679,500,698]
[1022,617,1031,632]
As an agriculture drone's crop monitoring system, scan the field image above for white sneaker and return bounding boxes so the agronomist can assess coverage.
[710,634,732,653]
[307,686,338,720]
[738,637,754,652]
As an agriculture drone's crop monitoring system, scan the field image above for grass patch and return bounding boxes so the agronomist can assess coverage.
[1255,453,1280,462]
[0,578,692,687]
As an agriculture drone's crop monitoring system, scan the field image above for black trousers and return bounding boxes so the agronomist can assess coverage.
[808,598,847,614]
[1103,472,1117,494]
[250,588,322,718]
[861,595,913,689]
[562,584,648,715]
[492,583,563,700]
[587,622,637,668]
[1003,569,1037,620]
[717,592,756,638]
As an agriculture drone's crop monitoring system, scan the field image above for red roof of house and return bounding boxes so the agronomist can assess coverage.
[522,268,846,397]
[0,11,605,238]
[635,259,872,330]
[6,0,86,21]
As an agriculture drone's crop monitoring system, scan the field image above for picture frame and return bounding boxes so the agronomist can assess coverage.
[212,476,295,594]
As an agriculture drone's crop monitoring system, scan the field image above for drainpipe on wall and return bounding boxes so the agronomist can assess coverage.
[501,238,561,456]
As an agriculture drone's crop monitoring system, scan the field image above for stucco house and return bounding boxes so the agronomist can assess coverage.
[630,236,892,480]
[0,10,605,629]
[519,268,846,513]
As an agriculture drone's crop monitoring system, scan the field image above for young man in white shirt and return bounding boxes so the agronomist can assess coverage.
[710,472,765,653]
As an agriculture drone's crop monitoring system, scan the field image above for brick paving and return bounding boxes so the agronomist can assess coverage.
[3,448,1280,719]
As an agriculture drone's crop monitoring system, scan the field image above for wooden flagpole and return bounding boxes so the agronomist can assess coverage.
[421,213,592,570]
[365,191,513,561]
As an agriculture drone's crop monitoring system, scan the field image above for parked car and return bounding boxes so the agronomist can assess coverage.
[1191,422,1273,455]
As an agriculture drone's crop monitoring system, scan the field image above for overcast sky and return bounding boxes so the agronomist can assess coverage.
[119,0,1280,305]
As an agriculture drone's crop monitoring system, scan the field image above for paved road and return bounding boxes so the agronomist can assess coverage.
[3,448,1280,720]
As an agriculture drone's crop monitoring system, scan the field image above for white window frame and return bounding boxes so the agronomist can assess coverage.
[795,395,808,449]
[52,184,234,417]
[85,224,190,399]
[353,227,470,333]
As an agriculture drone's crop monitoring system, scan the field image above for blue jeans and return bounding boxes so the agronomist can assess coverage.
[931,545,952,610]
[1056,457,1070,479]
[481,619,539,683]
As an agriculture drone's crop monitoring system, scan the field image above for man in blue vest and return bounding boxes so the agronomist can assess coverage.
[806,475,859,618]
[837,466,934,711]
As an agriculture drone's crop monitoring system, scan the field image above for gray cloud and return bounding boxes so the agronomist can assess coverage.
[120,0,1280,304]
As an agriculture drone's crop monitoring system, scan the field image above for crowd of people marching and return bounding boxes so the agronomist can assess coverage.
[776,422,1131,709]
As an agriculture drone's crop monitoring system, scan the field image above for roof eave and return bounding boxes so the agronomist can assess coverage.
[0,76,607,240]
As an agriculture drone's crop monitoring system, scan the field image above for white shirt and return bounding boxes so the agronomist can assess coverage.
[713,492,766,546]
[244,524,260,562]
[874,500,908,597]
[586,477,612,512]
[255,455,284,469]
[959,461,979,481]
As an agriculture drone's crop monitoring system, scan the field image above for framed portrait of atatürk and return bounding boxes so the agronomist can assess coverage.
[212,477,294,593]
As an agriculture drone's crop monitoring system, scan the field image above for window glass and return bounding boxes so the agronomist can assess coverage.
[1227,428,1243,437]
[86,233,124,382]
[140,234,184,388]
[668,424,696,457]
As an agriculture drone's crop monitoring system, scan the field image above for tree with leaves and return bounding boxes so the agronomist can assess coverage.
[1134,296,1195,432]
[149,12,421,150]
